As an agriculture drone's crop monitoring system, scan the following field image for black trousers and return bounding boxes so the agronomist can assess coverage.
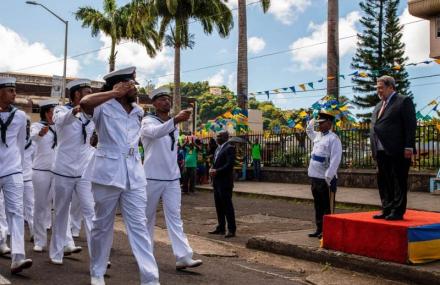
[213,185,236,233]
[311,178,331,232]
[376,151,411,216]
[183,167,196,193]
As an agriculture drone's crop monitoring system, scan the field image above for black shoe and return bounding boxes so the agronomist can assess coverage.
[385,213,403,221]
[225,232,236,238]
[208,229,225,235]
[373,213,388,219]
[308,231,322,238]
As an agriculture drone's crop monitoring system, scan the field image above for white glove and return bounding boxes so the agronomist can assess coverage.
[325,176,332,186]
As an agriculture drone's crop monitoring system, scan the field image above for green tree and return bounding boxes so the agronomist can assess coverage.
[235,0,270,111]
[75,0,158,72]
[351,0,411,120]
[143,0,233,114]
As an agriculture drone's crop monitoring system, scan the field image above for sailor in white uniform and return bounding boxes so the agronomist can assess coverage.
[81,67,159,285]
[0,192,8,254]
[31,98,68,252]
[49,79,95,264]
[0,77,33,273]
[23,116,35,240]
[141,87,202,270]
[306,112,342,238]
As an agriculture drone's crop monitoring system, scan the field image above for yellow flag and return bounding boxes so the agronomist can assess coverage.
[339,105,349,111]
[273,89,280,93]
[299,84,306,91]
[392,65,401,70]
[223,111,233,119]
[299,110,307,118]
[359,72,368,78]
[294,123,304,130]
[336,120,342,127]
[428,100,438,106]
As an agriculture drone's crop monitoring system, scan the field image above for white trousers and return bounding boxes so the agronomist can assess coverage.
[23,181,34,237]
[90,182,158,283]
[0,174,26,263]
[32,170,53,247]
[0,192,9,241]
[146,179,193,261]
[70,191,83,236]
[50,175,95,261]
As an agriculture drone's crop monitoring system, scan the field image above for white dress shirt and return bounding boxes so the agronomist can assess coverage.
[306,120,342,181]
[83,99,146,189]
[0,108,26,177]
[52,105,95,177]
[30,121,56,171]
[141,115,179,181]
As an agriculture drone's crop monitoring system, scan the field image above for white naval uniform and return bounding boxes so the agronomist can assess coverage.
[23,138,35,237]
[0,193,8,242]
[49,105,96,261]
[70,191,83,237]
[306,121,342,182]
[83,99,158,283]
[0,108,28,263]
[141,115,193,262]
[31,121,65,248]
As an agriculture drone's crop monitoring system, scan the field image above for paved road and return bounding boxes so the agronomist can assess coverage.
[0,191,406,285]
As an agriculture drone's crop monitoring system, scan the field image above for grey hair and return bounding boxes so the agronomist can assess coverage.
[377,75,396,89]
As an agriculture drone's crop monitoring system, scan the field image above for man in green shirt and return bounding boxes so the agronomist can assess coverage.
[183,140,198,193]
[251,139,262,181]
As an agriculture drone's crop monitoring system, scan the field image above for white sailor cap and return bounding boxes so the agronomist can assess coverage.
[66,79,91,93]
[103,66,138,86]
[39,99,58,108]
[0,77,16,89]
[150,86,172,101]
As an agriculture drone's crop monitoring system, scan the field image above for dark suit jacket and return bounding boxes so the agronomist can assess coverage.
[213,142,236,189]
[370,93,416,158]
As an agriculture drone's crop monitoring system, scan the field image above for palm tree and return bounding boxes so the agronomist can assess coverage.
[75,0,158,72]
[236,0,270,112]
[145,0,233,114]
[327,0,339,100]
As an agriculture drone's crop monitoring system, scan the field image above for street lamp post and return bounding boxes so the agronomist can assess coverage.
[25,1,68,103]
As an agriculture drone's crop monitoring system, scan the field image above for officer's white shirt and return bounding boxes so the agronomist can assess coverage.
[141,115,179,180]
[30,122,56,171]
[306,120,342,181]
[0,109,26,177]
[83,99,146,189]
[52,106,95,177]
[23,139,35,181]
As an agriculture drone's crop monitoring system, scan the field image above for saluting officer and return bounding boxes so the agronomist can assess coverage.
[49,79,95,265]
[306,112,342,238]
[141,87,202,270]
[81,67,159,285]
[0,77,33,273]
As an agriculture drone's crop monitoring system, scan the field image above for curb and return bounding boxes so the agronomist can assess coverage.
[246,236,440,285]
[195,186,381,211]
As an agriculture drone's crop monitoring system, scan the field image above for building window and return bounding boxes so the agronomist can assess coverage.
[437,17,440,38]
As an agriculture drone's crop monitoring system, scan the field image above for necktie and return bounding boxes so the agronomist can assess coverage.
[377,100,387,119]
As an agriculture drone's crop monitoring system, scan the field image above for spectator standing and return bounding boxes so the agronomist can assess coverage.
[251,139,262,181]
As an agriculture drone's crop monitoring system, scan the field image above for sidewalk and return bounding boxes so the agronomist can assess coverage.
[196,181,440,212]
[196,182,440,284]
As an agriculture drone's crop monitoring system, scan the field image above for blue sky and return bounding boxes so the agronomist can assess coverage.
[0,0,438,116]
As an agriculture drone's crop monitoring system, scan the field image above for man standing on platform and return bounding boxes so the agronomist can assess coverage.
[306,112,342,238]
[141,87,202,270]
[370,75,416,221]
[0,77,33,273]
[81,67,159,285]
[209,131,237,238]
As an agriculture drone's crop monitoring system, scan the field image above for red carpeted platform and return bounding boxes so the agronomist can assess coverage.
[322,210,440,264]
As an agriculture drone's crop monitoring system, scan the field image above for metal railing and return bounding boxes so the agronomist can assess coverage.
[203,125,440,170]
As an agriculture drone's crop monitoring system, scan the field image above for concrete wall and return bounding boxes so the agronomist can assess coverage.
[243,167,436,192]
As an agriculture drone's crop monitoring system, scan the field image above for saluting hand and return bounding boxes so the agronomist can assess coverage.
[39,126,49,137]
[113,81,135,98]
[72,105,81,116]
[174,109,192,124]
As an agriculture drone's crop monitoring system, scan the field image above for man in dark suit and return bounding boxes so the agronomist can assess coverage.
[370,75,416,221]
[208,131,237,238]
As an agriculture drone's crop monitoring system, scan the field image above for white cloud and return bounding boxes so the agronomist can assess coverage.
[268,0,312,25]
[400,8,430,63]
[207,69,226,86]
[0,24,80,76]
[227,72,237,93]
[289,11,360,70]
[97,34,174,87]
[224,0,311,25]
[248,36,266,54]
